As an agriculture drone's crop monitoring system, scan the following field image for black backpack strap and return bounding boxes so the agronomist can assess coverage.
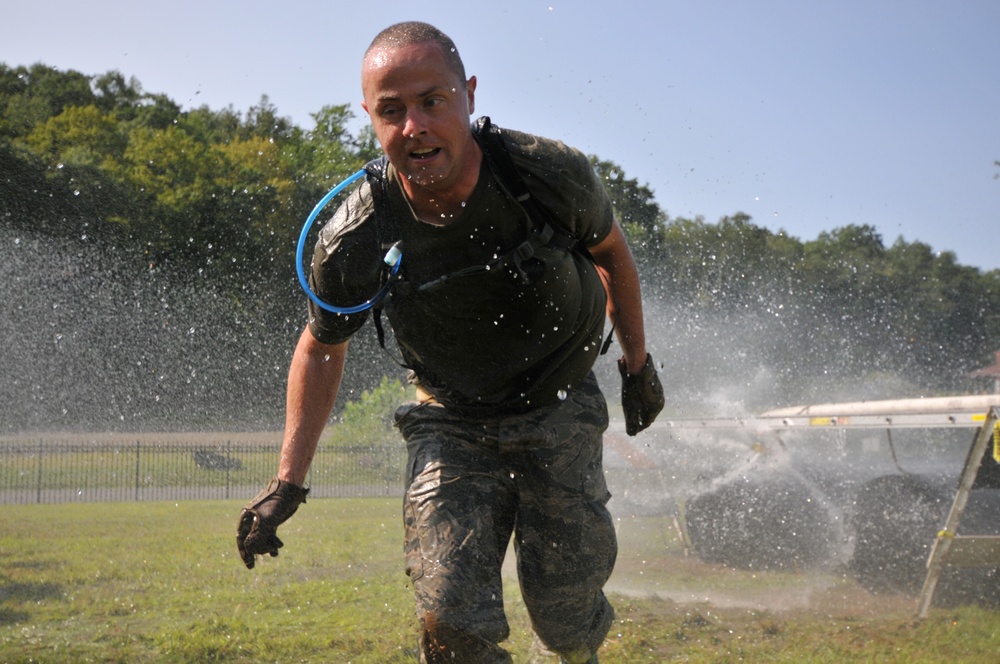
[473,117,617,354]
[364,156,398,247]
[472,117,578,252]
[363,157,410,364]
[472,116,580,286]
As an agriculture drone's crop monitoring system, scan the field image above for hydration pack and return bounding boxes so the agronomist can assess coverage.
[363,116,614,356]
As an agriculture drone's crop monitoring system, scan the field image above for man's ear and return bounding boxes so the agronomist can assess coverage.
[466,75,477,116]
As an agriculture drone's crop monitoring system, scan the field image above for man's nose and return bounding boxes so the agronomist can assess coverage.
[402,108,428,138]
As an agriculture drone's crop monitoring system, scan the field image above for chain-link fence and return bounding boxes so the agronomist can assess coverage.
[0,435,406,504]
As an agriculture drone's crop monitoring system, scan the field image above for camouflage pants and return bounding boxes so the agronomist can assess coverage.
[395,372,617,664]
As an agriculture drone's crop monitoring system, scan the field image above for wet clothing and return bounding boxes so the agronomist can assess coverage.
[307,124,617,662]
[397,372,616,664]
[308,126,613,412]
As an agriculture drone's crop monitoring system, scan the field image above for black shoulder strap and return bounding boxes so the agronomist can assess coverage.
[363,156,406,360]
[472,117,578,252]
[473,117,616,354]
[364,155,398,246]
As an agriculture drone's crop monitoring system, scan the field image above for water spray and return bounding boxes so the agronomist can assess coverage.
[295,169,402,314]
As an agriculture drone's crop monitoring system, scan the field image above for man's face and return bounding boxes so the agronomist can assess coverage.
[361,41,477,196]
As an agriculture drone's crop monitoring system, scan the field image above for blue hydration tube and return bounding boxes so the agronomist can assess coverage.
[295,168,402,314]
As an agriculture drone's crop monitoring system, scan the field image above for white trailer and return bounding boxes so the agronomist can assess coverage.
[609,394,1000,619]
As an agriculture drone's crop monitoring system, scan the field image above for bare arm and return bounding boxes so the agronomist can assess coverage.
[588,218,648,374]
[277,328,349,486]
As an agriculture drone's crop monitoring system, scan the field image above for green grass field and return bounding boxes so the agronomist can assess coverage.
[2,499,998,662]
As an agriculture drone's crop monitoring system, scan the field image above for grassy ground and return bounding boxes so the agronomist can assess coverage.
[1,499,998,663]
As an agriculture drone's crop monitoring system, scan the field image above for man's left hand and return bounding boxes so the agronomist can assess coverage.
[618,353,665,436]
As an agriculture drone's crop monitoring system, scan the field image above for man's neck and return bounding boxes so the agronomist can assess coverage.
[399,153,483,226]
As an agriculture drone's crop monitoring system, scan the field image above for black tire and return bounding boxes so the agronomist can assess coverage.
[686,474,836,571]
[849,474,948,595]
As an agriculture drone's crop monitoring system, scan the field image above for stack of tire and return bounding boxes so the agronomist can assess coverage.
[849,473,1000,607]
[685,472,839,571]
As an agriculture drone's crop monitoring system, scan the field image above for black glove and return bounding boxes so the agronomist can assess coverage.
[618,353,665,436]
[237,477,309,569]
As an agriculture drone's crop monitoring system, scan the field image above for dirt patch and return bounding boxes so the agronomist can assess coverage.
[607,562,917,617]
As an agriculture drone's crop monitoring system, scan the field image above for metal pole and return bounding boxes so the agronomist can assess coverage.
[36,439,43,504]
[135,440,141,502]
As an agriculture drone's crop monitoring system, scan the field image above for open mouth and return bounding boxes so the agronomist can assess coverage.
[410,147,441,162]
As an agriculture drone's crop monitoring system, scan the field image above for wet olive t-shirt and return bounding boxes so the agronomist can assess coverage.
[308,127,614,411]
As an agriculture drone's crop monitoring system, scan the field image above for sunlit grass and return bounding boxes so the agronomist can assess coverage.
[2,500,998,662]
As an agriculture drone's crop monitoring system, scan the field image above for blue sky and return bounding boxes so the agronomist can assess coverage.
[6,0,999,270]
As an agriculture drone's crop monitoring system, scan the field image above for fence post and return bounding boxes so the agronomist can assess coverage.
[36,439,43,504]
[225,440,231,500]
[135,440,140,502]
[386,445,392,496]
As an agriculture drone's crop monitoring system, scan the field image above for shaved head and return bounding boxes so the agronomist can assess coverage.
[364,21,466,84]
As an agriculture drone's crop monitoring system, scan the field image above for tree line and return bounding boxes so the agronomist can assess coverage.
[2,63,998,428]
[595,161,1000,404]
[1,63,380,282]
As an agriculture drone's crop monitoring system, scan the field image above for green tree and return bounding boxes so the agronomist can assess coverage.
[281,104,370,195]
[26,104,125,168]
[131,93,182,130]
[589,157,666,259]
[180,105,242,144]
[121,124,224,262]
[0,64,95,139]
[241,94,294,141]
[323,376,414,448]
[22,104,131,231]
[92,70,142,114]
[307,104,367,179]
[212,134,302,271]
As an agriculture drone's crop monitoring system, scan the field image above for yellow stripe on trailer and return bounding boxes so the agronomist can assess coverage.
[809,416,849,426]
[995,422,1000,463]
[970,414,1000,462]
